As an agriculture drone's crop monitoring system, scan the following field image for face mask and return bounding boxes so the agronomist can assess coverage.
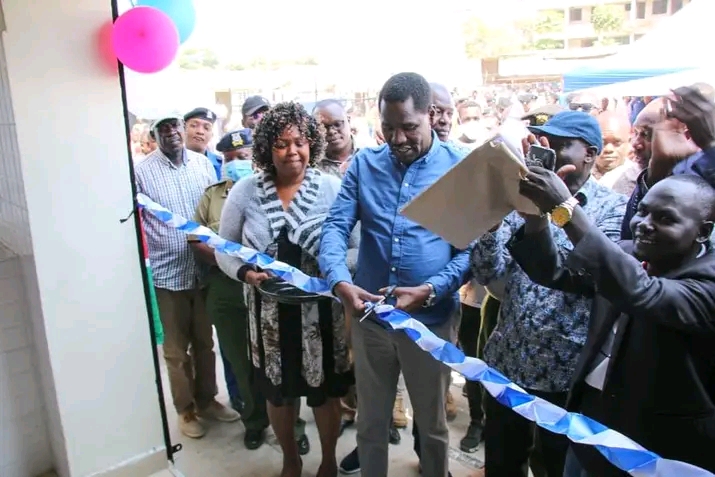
[459,121,484,142]
[223,160,254,182]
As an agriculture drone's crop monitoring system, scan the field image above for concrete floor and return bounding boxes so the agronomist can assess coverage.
[159,340,485,477]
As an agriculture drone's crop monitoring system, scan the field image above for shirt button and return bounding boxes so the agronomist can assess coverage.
[391,266,396,272]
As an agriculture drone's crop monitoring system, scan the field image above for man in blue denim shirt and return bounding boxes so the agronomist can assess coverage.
[319,72,471,477]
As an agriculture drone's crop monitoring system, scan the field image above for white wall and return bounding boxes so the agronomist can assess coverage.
[1,0,167,475]
[0,254,55,477]
[0,27,58,477]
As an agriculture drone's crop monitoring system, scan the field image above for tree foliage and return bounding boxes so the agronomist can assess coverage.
[534,39,565,50]
[591,4,625,39]
[462,16,527,58]
[179,51,320,71]
[178,48,219,70]
[534,10,564,34]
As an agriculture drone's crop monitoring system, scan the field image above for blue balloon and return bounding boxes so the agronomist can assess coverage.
[135,0,196,44]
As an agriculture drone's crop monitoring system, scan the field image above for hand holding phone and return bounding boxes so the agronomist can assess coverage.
[526,144,557,171]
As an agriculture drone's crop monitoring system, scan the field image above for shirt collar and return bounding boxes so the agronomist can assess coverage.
[573,176,600,206]
[158,148,188,169]
[636,168,650,195]
[324,138,359,164]
[389,130,441,167]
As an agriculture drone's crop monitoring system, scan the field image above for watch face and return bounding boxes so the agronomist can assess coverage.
[552,207,569,226]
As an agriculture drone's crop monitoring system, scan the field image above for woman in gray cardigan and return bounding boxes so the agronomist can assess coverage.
[217,102,356,477]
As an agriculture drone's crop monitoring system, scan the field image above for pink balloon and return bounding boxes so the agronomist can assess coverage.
[111,6,180,74]
[96,20,117,74]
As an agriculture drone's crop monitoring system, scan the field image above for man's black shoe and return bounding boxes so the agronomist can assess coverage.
[389,422,401,445]
[243,429,265,450]
[339,447,360,474]
[459,421,484,453]
[297,433,310,455]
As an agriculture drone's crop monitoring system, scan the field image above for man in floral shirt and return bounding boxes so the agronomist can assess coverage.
[471,111,627,477]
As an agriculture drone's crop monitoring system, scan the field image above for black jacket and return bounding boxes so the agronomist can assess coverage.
[509,227,715,473]
[622,147,715,240]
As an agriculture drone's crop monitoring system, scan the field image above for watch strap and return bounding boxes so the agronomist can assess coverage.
[423,282,437,308]
[551,196,579,227]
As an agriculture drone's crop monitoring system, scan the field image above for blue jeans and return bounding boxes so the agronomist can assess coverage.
[221,347,242,404]
[563,447,589,477]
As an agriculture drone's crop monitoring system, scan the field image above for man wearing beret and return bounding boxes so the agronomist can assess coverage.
[185,107,247,413]
[184,107,223,180]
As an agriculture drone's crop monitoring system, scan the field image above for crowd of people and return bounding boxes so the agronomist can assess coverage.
[134,71,715,477]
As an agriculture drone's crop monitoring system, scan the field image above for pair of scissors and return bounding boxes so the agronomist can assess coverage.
[359,285,397,322]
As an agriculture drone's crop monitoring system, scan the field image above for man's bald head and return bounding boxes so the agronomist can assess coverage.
[630,174,715,267]
[429,82,455,141]
[430,82,452,107]
[634,95,698,178]
[630,99,668,168]
[598,111,631,136]
[633,97,665,128]
[596,111,632,176]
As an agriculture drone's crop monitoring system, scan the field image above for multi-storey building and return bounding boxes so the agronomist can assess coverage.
[531,0,691,50]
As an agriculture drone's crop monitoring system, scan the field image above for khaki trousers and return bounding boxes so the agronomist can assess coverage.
[155,287,216,413]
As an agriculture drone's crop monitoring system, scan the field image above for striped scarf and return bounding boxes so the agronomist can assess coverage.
[254,167,324,257]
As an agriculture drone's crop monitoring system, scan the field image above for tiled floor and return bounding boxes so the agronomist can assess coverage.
[159,341,485,477]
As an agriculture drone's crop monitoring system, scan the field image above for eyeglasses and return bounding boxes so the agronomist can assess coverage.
[569,103,599,113]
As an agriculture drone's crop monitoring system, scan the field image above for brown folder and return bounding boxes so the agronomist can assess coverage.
[400,135,541,249]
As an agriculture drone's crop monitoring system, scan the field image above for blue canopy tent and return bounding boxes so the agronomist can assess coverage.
[563,66,694,92]
[563,0,709,92]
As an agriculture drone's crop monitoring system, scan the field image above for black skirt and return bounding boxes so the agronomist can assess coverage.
[252,229,353,408]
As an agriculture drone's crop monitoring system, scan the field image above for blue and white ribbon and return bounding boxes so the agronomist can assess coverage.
[136,192,714,477]
[135,194,331,296]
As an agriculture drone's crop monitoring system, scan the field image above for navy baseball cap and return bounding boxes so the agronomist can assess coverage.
[242,96,271,116]
[528,110,603,155]
[216,129,252,152]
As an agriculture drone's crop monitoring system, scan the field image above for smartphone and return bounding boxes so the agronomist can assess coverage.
[664,97,675,118]
[526,144,557,171]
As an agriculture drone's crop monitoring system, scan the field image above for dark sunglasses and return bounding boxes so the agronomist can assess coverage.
[569,103,599,112]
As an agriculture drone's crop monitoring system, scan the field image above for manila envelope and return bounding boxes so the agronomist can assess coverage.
[400,135,541,249]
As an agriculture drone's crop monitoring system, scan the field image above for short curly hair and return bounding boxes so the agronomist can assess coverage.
[253,101,325,174]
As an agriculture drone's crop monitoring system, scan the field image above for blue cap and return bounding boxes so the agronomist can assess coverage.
[528,110,603,155]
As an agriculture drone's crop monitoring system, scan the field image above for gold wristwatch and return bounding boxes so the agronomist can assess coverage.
[550,196,580,228]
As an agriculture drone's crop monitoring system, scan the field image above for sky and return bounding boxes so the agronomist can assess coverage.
[144,0,535,63]
[117,0,538,75]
